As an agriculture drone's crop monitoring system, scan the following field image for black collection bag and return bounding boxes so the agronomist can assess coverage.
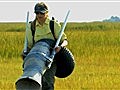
[54,47,75,78]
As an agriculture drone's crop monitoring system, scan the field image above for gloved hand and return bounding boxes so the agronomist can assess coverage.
[55,46,62,53]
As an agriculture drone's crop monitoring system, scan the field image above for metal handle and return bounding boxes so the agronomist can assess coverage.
[47,10,70,68]
[23,11,29,53]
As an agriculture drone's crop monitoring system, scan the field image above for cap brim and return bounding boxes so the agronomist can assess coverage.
[35,10,48,14]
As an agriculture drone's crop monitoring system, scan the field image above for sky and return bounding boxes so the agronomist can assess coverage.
[0,0,120,22]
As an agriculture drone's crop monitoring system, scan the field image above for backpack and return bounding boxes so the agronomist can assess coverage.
[30,17,75,78]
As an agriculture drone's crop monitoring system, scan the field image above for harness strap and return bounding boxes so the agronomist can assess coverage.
[30,19,36,44]
[49,17,57,42]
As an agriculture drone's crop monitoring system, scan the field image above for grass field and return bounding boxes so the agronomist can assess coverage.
[0,23,120,90]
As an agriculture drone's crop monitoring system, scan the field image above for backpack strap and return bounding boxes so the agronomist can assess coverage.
[49,17,57,42]
[30,19,36,44]
[30,17,57,45]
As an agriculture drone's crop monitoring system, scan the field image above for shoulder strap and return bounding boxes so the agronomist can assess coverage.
[49,17,57,42]
[30,19,36,44]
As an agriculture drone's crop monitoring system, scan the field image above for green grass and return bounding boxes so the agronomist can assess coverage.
[0,58,22,90]
[0,32,24,58]
[0,22,25,32]
[0,22,120,89]
[62,30,120,89]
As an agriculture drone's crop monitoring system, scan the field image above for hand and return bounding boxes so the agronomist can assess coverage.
[55,46,62,53]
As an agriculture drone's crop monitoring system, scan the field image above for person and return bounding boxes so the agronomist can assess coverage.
[16,2,68,90]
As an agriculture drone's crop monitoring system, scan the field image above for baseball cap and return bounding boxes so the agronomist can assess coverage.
[34,2,48,14]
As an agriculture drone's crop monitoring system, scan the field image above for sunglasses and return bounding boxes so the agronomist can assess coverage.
[35,12,45,15]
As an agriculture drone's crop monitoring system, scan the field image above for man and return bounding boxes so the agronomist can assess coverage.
[16,2,68,90]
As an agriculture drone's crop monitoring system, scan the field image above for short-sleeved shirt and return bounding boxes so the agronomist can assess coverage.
[26,17,67,49]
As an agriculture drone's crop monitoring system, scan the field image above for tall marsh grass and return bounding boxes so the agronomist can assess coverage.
[0,32,24,58]
[0,22,120,90]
